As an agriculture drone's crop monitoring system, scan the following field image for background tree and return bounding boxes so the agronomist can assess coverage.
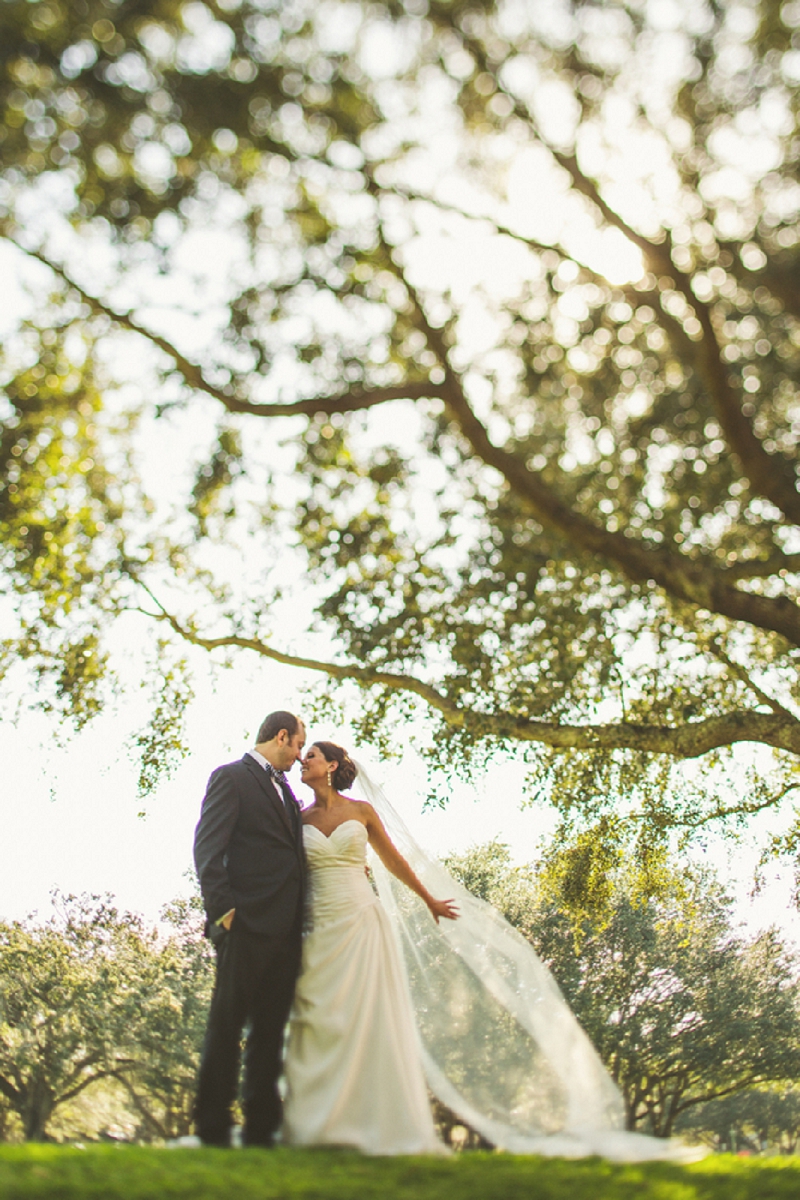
[0,0,799,873]
[675,1086,800,1154]
[447,842,800,1135]
[0,1093,20,1143]
[0,891,213,1143]
[0,893,158,1140]
[115,894,212,1140]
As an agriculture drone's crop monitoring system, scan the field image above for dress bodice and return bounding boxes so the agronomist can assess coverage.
[303,819,368,868]
[302,820,375,926]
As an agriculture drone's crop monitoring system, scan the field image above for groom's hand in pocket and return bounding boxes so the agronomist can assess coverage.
[209,908,235,944]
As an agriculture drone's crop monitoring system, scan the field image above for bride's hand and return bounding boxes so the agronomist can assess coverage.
[428,897,459,924]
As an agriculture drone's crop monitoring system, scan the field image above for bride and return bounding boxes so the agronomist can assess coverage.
[282,740,457,1154]
[284,740,702,1162]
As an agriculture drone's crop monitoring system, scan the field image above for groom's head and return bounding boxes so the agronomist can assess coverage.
[255,710,306,771]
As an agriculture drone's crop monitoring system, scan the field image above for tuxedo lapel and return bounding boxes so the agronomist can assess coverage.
[281,780,307,859]
[242,756,294,837]
[283,780,304,849]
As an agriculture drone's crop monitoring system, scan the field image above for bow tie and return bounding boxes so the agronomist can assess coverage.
[264,762,288,788]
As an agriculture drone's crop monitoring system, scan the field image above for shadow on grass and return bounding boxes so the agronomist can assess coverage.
[1,1145,800,1200]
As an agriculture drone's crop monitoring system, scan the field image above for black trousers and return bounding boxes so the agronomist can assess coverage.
[194,922,301,1146]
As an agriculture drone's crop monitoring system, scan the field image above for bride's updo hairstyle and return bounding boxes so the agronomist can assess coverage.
[315,741,358,791]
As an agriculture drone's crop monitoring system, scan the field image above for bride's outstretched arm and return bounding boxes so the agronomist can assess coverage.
[363,803,458,924]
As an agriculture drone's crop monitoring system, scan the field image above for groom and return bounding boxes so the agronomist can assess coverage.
[193,710,307,1147]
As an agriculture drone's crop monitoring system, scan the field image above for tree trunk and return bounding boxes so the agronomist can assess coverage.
[22,1081,54,1142]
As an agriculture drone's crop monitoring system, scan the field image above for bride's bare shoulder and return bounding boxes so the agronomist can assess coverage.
[349,799,391,836]
[347,798,376,823]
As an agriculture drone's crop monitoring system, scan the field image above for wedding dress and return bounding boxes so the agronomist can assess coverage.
[282,819,445,1154]
[284,764,702,1162]
[348,763,703,1162]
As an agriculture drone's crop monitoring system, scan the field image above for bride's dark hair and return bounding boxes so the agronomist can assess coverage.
[314,741,358,791]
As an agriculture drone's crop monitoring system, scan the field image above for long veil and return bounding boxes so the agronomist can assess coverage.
[352,760,702,1162]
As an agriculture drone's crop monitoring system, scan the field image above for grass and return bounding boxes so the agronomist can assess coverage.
[1,1146,800,1200]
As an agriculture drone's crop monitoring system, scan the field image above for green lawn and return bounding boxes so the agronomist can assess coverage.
[1,1146,800,1200]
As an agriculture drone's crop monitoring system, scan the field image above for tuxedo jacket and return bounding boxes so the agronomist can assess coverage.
[193,755,307,940]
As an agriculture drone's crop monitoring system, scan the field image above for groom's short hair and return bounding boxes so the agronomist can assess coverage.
[256,710,300,743]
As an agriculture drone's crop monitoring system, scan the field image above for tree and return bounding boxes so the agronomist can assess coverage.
[675,1086,800,1154]
[447,842,800,1136]
[0,893,162,1140]
[0,1,799,865]
[0,1093,20,1143]
[0,891,214,1143]
[116,894,213,1140]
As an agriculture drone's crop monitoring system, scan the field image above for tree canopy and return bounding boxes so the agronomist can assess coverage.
[118,894,213,1141]
[676,1086,800,1154]
[0,892,211,1142]
[1,0,799,866]
[0,894,155,1140]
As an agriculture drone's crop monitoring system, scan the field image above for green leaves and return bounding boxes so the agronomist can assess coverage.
[0,894,154,1139]
[131,644,193,801]
[189,426,243,538]
[0,891,212,1141]
[0,319,124,725]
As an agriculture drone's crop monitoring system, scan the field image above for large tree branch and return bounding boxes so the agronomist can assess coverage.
[704,637,796,719]
[374,181,705,366]
[0,1073,21,1105]
[454,32,800,525]
[446,381,800,644]
[144,602,800,758]
[59,1052,105,1094]
[723,250,800,320]
[9,240,447,418]
[113,1075,170,1140]
[57,1064,134,1106]
[669,1074,766,1115]
[374,225,800,647]
[672,783,800,830]
[381,182,575,262]
[556,179,800,526]
[721,552,800,581]
[220,380,446,416]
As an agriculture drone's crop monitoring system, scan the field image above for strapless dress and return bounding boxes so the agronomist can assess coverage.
[282,820,444,1154]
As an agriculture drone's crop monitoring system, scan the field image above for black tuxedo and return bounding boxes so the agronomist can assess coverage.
[194,755,306,936]
[193,754,306,1146]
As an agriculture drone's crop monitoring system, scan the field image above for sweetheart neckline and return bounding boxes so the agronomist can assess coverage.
[302,818,366,841]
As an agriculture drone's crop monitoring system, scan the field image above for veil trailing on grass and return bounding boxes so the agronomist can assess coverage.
[352,760,703,1162]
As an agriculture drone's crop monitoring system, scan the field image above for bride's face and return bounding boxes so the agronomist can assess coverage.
[300,745,336,786]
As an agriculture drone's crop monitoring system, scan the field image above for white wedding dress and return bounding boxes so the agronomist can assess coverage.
[282,820,445,1154]
[282,764,704,1163]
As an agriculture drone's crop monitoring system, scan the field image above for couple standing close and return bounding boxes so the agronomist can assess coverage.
[192,709,457,1153]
